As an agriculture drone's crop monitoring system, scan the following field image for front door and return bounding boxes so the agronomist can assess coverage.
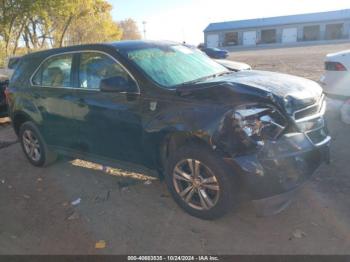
[72,51,145,164]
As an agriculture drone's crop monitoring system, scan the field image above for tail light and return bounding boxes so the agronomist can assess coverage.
[325,61,347,71]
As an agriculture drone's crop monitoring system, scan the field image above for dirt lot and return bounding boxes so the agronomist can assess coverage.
[1,42,350,254]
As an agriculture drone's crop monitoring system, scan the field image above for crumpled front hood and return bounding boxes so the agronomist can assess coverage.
[219,70,323,101]
[176,70,323,113]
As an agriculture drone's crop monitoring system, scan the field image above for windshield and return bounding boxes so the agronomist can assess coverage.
[122,45,228,88]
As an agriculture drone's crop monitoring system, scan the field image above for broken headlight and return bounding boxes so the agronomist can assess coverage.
[283,95,317,115]
[234,106,286,144]
[283,96,294,115]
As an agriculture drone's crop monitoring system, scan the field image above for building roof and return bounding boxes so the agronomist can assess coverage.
[204,9,350,32]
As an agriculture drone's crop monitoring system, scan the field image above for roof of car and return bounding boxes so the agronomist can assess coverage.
[22,40,180,60]
[110,40,179,50]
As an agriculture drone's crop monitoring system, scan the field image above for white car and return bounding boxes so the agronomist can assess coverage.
[320,50,350,97]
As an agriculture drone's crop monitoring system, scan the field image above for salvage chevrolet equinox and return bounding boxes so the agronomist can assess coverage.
[7,41,331,219]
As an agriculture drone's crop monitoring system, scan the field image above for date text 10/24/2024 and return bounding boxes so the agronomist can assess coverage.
[127,256,220,261]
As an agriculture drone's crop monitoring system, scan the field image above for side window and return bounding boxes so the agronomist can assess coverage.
[32,54,73,88]
[79,52,129,90]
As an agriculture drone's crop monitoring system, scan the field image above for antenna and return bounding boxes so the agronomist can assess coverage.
[142,21,147,39]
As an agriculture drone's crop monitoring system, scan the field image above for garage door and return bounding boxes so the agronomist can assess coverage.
[282,28,297,43]
[243,31,257,46]
[206,34,219,48]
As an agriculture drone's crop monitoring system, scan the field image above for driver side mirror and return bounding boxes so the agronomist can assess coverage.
[100,76,138,93]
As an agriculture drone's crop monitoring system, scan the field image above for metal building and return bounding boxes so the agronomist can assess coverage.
[204,9,350,48]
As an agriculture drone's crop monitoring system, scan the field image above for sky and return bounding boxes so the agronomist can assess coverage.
[109,0,350,45]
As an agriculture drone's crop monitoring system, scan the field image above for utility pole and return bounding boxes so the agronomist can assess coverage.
[142,21,147,39]
[182,27,186,44]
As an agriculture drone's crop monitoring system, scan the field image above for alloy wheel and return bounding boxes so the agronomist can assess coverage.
[22,130,41,162]
[172,159,220,210]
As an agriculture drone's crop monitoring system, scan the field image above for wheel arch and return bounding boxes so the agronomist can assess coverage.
[12,111,35,136]
[158,130,214,170]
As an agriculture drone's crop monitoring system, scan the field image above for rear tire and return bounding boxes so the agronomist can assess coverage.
[165,144,237,220]
[19,121,57,167]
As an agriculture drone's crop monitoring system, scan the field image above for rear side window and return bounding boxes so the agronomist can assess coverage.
[32,54,73,87]
[78,52,129,90]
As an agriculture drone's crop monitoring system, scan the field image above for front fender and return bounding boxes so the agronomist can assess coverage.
[143,102,230,145]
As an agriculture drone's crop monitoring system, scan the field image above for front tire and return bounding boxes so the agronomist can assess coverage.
[165,144,237,220]
[19,121,57,167]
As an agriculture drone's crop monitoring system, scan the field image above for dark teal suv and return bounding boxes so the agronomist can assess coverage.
[7,41,331,219]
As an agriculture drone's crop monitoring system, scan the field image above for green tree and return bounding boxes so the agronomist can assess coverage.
[65,0,122,45]
[119,18,141,40]
[0,0,30,55]
[0,0,123,62]
[0,41,5,67]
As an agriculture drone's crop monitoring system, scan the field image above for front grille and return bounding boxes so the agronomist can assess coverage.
[306,127,328,145]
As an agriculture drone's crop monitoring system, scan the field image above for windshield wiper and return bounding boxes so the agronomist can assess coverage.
[174,74,217,87]
[215,71,235,77]
[173,71,233,88]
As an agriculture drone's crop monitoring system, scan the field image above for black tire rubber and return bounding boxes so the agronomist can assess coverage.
[165,143,238,220]
[19,121,57,167]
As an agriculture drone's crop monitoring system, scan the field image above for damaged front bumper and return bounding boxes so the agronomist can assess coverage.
[225,132,331,215]
[252,186,300,217]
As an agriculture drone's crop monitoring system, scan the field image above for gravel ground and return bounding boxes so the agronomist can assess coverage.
[230,42,350,82]
[1,42,350,254]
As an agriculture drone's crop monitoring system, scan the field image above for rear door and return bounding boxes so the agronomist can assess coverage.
[31,53,79,149]
[71,51,145,163]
